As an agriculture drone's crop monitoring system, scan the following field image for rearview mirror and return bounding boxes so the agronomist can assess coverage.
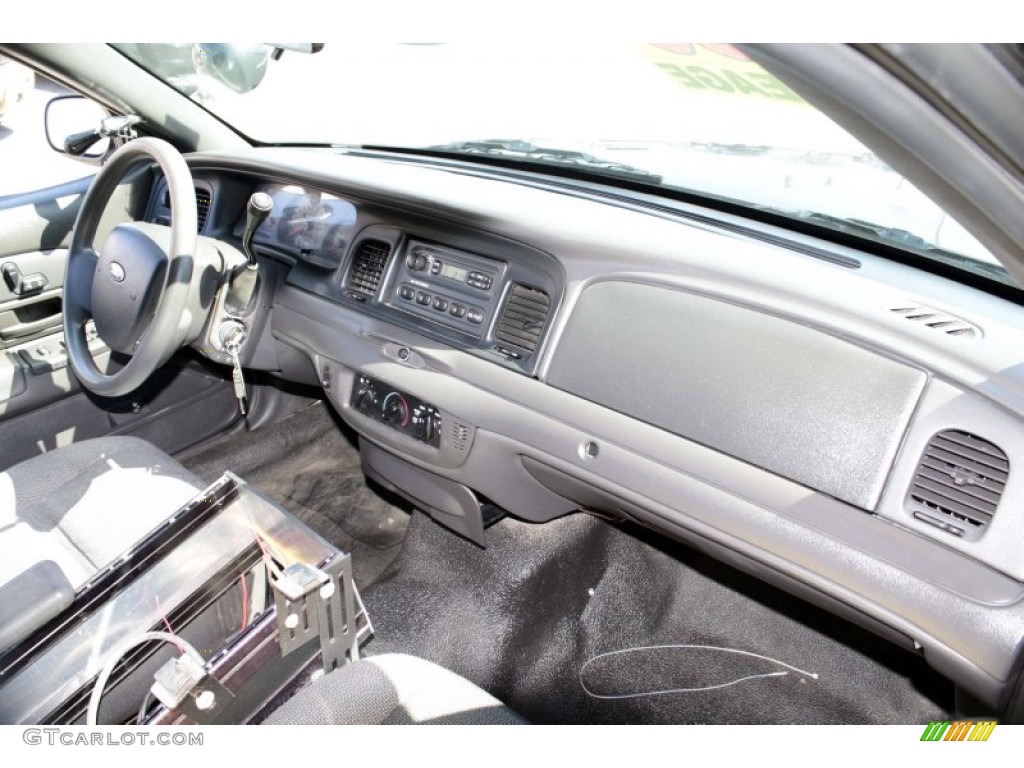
[44,95,111,161]
[192,44,269,94]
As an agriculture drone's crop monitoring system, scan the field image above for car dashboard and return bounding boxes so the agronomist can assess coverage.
[149,145,1024,715]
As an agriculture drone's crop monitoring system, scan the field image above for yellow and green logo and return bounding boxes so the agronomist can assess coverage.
[921,720,997,741]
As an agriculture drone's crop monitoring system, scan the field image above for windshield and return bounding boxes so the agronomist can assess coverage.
[112,42,1015,289]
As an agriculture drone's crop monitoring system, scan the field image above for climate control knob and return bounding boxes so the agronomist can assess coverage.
[354,381,377,413]
[381,392,410,427]
[421,412,439,444]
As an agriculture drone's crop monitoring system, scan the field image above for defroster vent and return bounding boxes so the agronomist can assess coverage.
[496,284,550,355]
[346,240,392,298]
[909,430,1008,538]
[889,303,979,338]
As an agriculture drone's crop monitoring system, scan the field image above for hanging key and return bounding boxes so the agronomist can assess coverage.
[229,344,247,415]
[218,320,249,415]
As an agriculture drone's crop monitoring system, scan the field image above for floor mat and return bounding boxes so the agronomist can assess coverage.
[182,401,411,587]
[363,511,953,724]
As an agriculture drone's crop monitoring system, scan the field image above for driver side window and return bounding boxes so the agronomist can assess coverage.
[0,61,101,198]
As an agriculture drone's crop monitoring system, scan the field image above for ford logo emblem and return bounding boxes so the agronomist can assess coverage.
[109,262,126,283]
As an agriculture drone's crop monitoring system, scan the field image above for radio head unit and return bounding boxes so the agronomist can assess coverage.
[386,240,507,339]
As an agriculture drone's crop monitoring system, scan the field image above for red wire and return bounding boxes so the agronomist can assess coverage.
[154,594,185,652]
[254,533,273,565]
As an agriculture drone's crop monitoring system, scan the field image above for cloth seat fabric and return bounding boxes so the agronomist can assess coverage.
[265,653,526,725]
[0,436,203,591]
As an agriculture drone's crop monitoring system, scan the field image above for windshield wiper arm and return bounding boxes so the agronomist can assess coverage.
[420,139,664,184]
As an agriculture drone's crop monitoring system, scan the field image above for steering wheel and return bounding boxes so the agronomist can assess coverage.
[64,138,198,397]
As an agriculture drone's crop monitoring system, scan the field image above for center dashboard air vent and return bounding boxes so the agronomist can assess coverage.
[345,239,392,299]
[495,283,551,356]
[158,185,212,233]
[908,430,1008,539]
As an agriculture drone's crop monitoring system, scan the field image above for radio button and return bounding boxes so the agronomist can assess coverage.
[467,307,484,324]
[449,303,466,319]
[416,291,431,305]
[399,285,416,301]
[432,297,449,312]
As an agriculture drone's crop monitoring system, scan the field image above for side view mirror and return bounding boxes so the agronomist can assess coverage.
[44,95,112,161]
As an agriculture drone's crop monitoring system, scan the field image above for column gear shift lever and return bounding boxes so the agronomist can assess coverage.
[225,192,273,314]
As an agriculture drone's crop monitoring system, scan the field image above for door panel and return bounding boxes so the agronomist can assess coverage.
[0,352,241,469]
[0,284,63,347]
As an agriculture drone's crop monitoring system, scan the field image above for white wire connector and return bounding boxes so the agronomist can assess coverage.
[151,653,208,710]
[87,630,205,726]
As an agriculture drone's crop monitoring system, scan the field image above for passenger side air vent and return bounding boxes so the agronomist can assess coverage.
[889,303,979,338]
[908,430,1008,538]
[495,284,551,355]
[345,239,392,298]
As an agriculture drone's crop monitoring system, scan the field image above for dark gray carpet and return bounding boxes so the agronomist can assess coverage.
[182,401,411,587]
[363,511,954,724]
[181,401,954,723]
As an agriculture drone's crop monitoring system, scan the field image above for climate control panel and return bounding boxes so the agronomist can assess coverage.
[350,374,441,448]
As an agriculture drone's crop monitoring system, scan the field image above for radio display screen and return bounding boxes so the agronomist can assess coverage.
[441,263,468,282]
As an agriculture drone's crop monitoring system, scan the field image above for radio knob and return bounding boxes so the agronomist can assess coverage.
[406,251,428,271]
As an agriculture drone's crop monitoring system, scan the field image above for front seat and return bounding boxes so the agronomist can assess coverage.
[0,436,203,648]
[265,653,526,725]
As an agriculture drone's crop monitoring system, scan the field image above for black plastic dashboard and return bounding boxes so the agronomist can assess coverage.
[168,146,1024,715]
